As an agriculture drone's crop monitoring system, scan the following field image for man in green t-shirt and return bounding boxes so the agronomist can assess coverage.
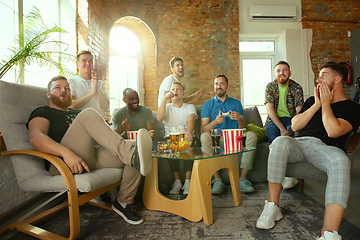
[112,88,154,138]
[264,61,304,189]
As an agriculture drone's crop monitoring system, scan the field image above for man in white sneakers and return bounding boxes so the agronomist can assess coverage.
[27,76,152,225]
[264,61,304,190]
[256,62,360,240]
[157,82,197,195]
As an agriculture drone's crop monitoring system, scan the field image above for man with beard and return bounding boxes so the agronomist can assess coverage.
[27,76,152,225]
[200,74,258,194]
[112,88,154,138]
[68,50,109,114]
[256,62,360,240]
[157,82,197,195]
[264,61,304,190]
[157,57,204,107]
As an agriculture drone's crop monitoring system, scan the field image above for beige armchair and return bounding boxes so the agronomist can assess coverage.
[0,80,123,240]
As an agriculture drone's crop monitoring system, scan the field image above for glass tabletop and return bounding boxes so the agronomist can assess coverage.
[151,146,255,161]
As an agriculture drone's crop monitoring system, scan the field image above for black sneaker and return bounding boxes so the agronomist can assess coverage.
[131,128,152,176]
[112,199,144,225]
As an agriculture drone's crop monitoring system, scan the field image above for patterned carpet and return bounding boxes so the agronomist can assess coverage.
[8,182,360,240]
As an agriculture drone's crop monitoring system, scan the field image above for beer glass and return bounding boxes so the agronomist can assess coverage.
[169,126,180,155]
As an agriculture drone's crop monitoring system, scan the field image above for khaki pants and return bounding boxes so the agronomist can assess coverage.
[200,131,257,170]
[51,108,141,204]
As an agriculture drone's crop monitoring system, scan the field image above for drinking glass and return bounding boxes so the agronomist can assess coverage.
[178,124,186,140]
[169,126,180,155]
[211,128,221,152]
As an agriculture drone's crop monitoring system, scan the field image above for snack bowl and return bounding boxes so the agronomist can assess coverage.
[178,138,192,152]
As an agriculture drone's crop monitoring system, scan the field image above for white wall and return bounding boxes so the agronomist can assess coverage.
[239,0,314,100]
[284,29,314,98]
[239,0,302,39]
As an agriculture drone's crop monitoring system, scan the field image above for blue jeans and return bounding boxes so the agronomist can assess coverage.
[265,117,292,143]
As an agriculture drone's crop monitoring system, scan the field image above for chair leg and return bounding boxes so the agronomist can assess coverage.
[300,179,305,195]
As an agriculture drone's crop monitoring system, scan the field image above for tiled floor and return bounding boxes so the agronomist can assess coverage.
[304,146,360,228]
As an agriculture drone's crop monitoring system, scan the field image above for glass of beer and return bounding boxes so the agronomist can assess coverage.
[169,126,180,155]
[178,124,186,140]
[211,128,221,153]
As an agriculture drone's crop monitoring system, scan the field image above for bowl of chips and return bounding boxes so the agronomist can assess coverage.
[178,138,192,152]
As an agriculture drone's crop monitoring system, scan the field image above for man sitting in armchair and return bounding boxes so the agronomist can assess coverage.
[27,76,152,225]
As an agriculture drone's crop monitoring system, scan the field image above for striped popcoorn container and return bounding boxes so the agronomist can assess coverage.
[221,128,245,153]
[127,131,138,140]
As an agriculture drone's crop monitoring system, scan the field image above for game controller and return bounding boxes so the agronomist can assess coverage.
[222,112,230,117]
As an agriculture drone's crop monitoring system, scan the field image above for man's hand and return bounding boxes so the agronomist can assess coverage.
[148,129,155,138]
[185,133,193,140]
[318,82,333,106]
[280,128,289,136]
[216,110,224,125]
[194,89,205,100]
[165,91,174,100]
[229,110,240,121]
[314,86,321,106]
[121,119,130,132]
[90,70,98,94]
[62,150,90,174]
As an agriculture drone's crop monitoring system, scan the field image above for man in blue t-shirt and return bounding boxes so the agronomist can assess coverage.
[200,74,258,194]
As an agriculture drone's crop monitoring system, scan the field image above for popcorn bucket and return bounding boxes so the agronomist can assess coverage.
[222,128,246,153]
[127,131,138,140]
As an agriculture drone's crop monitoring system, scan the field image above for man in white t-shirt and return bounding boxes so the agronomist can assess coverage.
[68,50,110,114]
[157,82,197,195]
[157,57,204,107]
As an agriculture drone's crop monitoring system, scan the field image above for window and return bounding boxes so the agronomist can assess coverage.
[0,0,76,87]
[239,41,275,52]
[240,41,275,123]
[109,26,143,115]
[0,0,18,82]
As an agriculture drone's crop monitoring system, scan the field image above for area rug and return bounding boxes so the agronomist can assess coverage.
[8,183,360,239]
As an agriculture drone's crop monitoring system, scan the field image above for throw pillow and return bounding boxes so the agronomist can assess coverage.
[246,121,268,143]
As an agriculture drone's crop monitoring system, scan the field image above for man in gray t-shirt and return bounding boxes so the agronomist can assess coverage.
[112,88,154,138]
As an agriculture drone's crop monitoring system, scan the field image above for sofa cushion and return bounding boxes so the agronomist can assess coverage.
[246,121,268,143]
[243,106,263,128]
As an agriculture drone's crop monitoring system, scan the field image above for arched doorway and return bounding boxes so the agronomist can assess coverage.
[109,25,143,115]
[108,16,158,115]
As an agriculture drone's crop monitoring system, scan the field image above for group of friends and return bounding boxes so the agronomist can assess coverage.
[26,50,360,240]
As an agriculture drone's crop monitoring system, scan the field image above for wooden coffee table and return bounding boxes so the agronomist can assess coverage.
[142,146,254,226]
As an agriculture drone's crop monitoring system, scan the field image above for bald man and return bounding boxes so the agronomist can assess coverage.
[112,88,154,138]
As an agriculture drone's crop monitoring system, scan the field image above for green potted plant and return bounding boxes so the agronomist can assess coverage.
[0,6,75,81]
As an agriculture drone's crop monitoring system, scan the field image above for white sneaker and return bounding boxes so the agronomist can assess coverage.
[316,231,342,240]
[282,177,299,190]
[169,180,182,195]
[182,179,191,195]
[256,200,283,229]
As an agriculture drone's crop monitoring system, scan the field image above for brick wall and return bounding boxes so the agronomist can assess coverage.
[77,0,239,113]
[301,0,360,97]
